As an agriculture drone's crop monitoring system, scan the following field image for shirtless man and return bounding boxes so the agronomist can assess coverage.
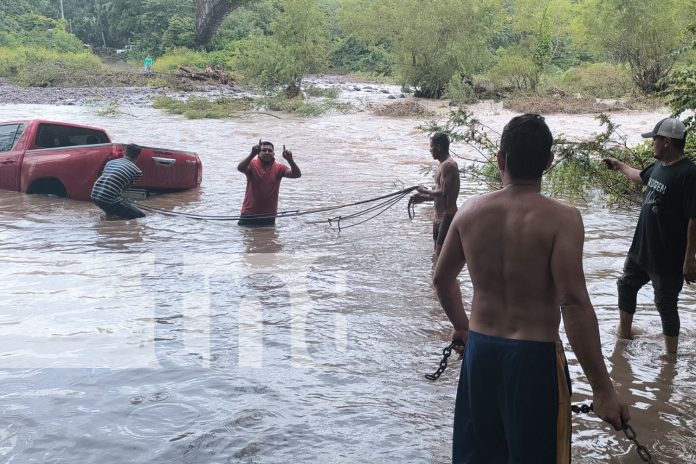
[433,114,629,463]
[409,132,460,257]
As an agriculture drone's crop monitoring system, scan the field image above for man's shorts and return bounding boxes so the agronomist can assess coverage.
[238,214,276,227]
[93,199,145,220]
[432,214,455,246]
[453,331,571,464]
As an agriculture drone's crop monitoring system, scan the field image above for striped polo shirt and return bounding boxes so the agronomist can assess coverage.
[91,157,142,204]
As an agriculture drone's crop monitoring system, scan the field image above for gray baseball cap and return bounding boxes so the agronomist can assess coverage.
[641,118,687,140]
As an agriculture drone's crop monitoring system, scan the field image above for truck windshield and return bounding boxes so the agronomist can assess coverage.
[0,124,24,152]
[36,124,108,149]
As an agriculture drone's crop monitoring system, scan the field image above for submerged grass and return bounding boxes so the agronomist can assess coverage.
[152,96,254,119]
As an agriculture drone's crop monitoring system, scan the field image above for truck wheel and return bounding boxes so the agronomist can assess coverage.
[27,178,68,198]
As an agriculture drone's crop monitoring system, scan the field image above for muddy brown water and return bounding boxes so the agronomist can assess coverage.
[0,95,694,463]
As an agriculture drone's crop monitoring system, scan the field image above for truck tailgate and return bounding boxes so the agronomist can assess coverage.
[136,147,201,190]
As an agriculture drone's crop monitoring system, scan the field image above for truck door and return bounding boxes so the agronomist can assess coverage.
[0,124,24,191]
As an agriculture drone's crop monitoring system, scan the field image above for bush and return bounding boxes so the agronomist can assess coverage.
[0,47,106,87]
[444,75,477,106]
[150,48,232,72]
[553,62,634,98]
[303,85,340,98]
[486,53,538,90]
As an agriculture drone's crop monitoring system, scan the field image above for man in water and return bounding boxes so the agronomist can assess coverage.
[237,139,301,226]
[433,114,629,463]
[409,132,460,259]
[604,117,696,354]
[91,143,145,220]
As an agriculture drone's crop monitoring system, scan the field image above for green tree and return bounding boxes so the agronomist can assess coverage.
[583,0,696,93]
[338,0,502,97]
[232,0,330,90]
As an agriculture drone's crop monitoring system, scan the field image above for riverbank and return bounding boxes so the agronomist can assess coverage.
[0,75,662,116]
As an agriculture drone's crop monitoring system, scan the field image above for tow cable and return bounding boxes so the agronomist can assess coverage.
[134,186,418,230]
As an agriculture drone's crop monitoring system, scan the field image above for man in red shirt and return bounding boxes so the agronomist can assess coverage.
[237,140,301,226]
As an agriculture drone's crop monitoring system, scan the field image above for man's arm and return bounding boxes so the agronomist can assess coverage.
[238,140,261,173]
[684,218,696,284]
[432,217,470,343]
[417,162,457,198]
[553,207,629,430]
[282,145,301,178]
[603,158,644,185]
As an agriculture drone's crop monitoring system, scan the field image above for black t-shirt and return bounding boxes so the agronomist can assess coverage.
[628,157,696,273]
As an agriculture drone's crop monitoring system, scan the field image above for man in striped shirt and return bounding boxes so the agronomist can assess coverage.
[91,143,145,219]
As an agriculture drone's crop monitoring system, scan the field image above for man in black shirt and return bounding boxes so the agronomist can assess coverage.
[604,118,696,354]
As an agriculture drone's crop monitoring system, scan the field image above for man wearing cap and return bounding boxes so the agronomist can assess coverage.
[604,118,696,354]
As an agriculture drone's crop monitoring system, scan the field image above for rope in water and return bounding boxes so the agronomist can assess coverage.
[133,186,418,227]
[424,341,656,463]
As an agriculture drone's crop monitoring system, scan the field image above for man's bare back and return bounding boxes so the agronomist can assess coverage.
[433,115,628,459]
[452,184,584,342]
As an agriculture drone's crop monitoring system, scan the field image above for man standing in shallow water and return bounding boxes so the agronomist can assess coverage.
[237,139,301,226]
[433,114,629,463]
[604,117,696,354]
[409,132,460,259]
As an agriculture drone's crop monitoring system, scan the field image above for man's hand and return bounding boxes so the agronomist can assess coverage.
[417,184,431,194]
[408,193,428,205]
[592,387,630,431]
[451,328,468,355]
[603,158,621,171]
[282,145,293,162]
[251,139,262,156]
[684,257,696,284]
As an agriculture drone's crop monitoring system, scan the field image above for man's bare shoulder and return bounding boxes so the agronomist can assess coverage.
[441,157,459,171]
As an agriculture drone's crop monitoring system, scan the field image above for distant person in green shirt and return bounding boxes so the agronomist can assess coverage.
[144,55,153,73]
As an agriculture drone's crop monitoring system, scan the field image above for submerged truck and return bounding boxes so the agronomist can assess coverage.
[0,120,202,200]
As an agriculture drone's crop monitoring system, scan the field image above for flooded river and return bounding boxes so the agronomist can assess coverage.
[0,94,694,463]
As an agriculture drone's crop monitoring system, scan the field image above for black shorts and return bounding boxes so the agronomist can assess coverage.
[432,214,455,246]
[238,214,276,227]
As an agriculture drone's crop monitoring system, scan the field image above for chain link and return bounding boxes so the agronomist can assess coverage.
[622,424,655,464]
[424,340,463,381]
[572,403,655,463]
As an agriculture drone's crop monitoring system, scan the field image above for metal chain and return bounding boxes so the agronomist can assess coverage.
[622,423,655,464]
[572,403,655,463]
[424,340,463,381]
[426,347,655,463]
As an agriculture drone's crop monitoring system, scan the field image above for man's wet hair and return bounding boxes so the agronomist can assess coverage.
[431,132,450,152]
[125,143,142,159]
[500,114,553,180]
[261,141,274,149]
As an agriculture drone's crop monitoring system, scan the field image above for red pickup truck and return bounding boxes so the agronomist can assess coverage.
[0,120,202,200]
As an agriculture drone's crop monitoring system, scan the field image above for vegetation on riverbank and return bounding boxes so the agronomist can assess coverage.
[2,1,694,116]
[420,109,694,204]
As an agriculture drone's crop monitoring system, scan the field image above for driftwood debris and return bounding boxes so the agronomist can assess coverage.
[175,65,236,86]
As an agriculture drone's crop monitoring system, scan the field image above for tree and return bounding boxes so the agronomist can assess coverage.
[338,0,502,97]
[232,0,331,90]
[583,0,696,93]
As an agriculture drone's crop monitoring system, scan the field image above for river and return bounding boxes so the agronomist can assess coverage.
[0,92,694,463]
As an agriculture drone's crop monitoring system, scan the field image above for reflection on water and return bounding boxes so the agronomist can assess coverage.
[0,102,694,463]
